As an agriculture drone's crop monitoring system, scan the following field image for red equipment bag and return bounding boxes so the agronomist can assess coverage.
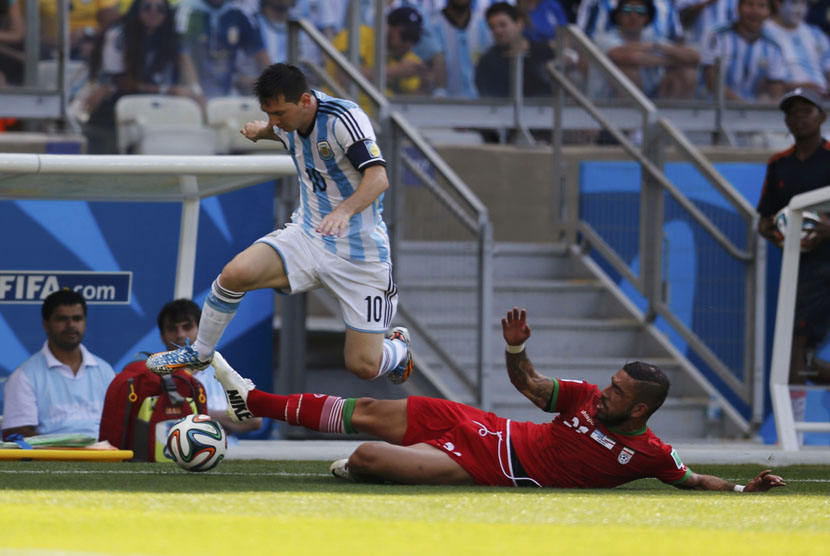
[99,360,208,462]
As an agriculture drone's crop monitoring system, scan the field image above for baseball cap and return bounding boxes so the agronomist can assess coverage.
[779,87,825,113]
[387,6,422,29]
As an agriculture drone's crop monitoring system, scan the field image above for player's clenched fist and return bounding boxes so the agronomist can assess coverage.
[240,120,269,142]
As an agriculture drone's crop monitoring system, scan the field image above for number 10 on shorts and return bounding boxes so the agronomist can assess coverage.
[365,295,385,323]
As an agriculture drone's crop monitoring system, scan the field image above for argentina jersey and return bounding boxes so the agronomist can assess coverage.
[763,20,830,90]
[577,0,683,41]
[676,0,738,47]
[701,25,787,100]
[428,11,492,98]
[274,90,390,263]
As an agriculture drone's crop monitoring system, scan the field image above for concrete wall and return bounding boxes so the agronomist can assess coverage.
[432,144,778,242]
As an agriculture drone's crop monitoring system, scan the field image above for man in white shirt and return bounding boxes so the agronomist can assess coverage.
[2,290,115,440]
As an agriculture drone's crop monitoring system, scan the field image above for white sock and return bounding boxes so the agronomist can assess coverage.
[193,278,244,360]
[375,338,407,377]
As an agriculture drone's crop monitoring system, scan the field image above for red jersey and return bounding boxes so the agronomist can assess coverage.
[511,379,691,488]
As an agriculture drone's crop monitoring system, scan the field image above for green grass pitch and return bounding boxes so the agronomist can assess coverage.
[1,460,828,556]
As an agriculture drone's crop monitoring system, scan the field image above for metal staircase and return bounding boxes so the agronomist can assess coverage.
[394,240,712,442]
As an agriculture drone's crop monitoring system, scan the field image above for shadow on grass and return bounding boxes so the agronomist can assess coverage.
[0,461,824,495]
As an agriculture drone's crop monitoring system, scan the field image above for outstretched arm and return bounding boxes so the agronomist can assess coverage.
[502,308,555,411]
[675,469,786,492]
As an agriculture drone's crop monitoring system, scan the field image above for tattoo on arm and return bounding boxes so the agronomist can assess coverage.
[506,351,554,410]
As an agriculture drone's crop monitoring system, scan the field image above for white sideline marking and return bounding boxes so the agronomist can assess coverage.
[0,470,827,482]
[0,469,331,477]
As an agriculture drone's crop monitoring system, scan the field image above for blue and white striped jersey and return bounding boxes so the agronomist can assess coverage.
[676,0,739,47]
[272,90,390,263]
[577,0,684,41]
[427,10,493,98]
[701,25,787,100]
[763,20,830,90]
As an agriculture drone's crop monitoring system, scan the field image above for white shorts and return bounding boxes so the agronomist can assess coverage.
[256,223,398,333]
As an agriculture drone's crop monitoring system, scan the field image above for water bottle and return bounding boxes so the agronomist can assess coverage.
[705,394,723,440]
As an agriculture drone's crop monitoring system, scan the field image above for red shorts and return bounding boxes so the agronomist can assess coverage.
[402,396,535,487]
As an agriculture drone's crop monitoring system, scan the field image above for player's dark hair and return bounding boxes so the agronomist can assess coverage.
[611,0,657,26]
[623,361,670,416]
[157,298,201,334]
[253,63,310,104]
[42,289,87,320]
[486,1,519,21]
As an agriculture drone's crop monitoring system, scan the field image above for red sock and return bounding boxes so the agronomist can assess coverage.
[246,390,353,433]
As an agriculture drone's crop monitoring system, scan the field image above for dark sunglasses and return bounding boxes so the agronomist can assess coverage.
[141,2,167,13]
[620,5,649,14]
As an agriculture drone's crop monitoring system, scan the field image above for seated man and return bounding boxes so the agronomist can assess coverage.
[764,0,830,94]
[208,308,786,492]
[330,6,433,96]
[2,290,115,440]
[701,0,786,102]
[592,0,700,99]
[153,299,262,438]
[176,0,271,98]
[475,2,555,98]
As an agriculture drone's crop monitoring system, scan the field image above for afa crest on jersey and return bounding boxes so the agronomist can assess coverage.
[365,140,381,158]
[317,141,334,160]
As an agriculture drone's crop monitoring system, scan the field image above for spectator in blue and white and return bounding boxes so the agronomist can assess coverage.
[298,0,346,38]
[519,0,570,43]
[427,0,493,98]
[257,0,321,69]
[592,0,700,98]
[176,0,271,99]
[677,0,739,47]
[1,290,115,441]
[577,0,684,41]
[700,0,787,102]
[764,0,830,94]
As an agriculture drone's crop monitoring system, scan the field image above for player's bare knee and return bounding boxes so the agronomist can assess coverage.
[348,442,385,474]
[218,263,248,292]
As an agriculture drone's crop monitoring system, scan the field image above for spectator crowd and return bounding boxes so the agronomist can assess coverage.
[0,0,829,140]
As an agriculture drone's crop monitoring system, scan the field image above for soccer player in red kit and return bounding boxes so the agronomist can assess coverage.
[211,308,786,492]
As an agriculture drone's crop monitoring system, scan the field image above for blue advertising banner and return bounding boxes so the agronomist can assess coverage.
[0,182,277,435]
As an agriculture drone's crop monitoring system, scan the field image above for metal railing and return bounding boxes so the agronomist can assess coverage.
[770,186,830,450]
[550,25,764,431]
[287,17,495,408]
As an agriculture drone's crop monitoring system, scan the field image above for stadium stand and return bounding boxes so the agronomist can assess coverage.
[206,97,286,154]
[114,94,215,154]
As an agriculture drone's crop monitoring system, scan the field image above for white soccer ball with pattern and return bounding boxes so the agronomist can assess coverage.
[165,414,227,472]
[774,208,821,250]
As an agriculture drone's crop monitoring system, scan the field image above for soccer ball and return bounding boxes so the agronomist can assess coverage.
[774,208,821,251]
[165,414,227,472]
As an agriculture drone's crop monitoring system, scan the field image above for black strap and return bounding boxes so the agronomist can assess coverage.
[161,374,185,406]
[120,377,135,450]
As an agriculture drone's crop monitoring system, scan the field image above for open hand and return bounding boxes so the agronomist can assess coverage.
[502,307,531,347]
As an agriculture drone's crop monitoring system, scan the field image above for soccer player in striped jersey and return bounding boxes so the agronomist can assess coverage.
[700,0,787,102]
[147,63,413,386]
